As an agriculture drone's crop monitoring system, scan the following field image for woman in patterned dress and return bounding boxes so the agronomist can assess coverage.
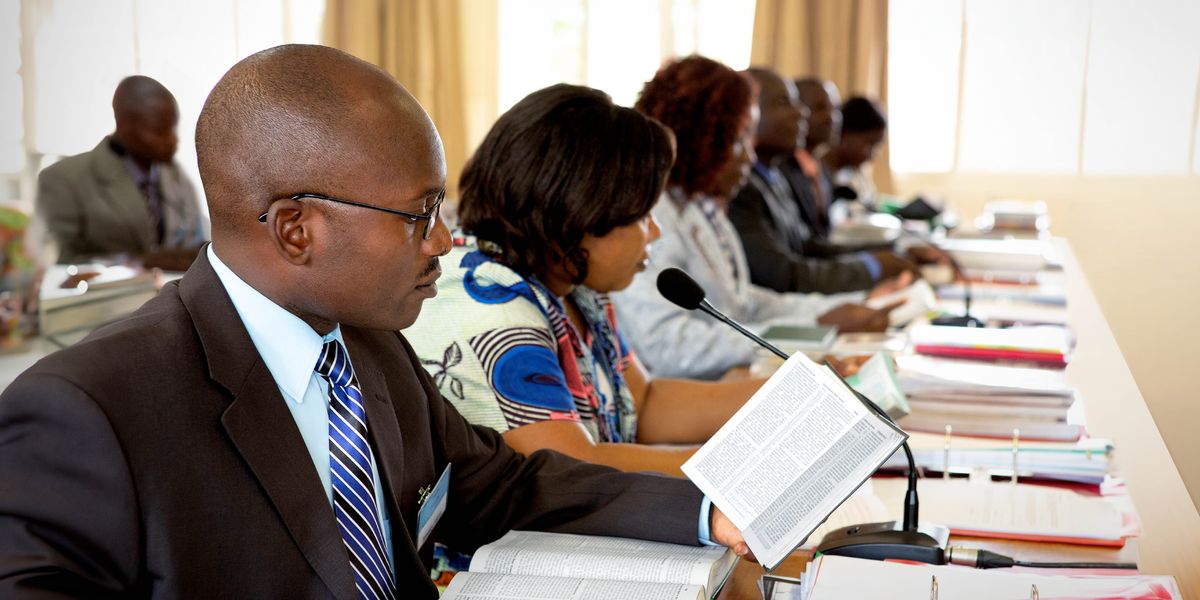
[406,83,762,477]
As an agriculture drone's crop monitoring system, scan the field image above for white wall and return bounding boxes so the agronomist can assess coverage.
[896,172,1200,512]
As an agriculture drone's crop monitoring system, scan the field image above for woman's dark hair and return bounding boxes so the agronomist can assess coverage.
[634,55,755,196]
[841,96,887,133]
[459,84,674,285]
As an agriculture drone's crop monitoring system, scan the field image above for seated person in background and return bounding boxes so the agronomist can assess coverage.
[790,83,949,267]
[610,56,900,381]
[728,67,916,295]
[407,84,762,478]
[786,76,842,242]
[36,75,208,266]
[824,96,887,207]
[0,45,750,598]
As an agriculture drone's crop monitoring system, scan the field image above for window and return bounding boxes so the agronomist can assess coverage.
[0,0,23,181]
[11,0,325,207]
[888,0,1200,176]
[497,0,756,111]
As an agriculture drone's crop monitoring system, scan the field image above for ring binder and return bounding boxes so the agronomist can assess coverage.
[928,574,1042,599]
[1011,428,1021,485]
[943,425,952,480]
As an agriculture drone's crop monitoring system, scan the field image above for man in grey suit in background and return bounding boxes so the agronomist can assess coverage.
[36,75,208,264]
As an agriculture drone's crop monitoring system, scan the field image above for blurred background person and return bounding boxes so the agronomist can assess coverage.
[35,76,208,266]
[727,67,916,295]
[824,96,888,208]
[785,77,842,242]
[611,56,898,382]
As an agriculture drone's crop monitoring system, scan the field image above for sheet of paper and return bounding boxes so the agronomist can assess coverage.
[866,278,936,326]
[803,555,1180,599]
[682,354,905,570]
[871,479,1123,542]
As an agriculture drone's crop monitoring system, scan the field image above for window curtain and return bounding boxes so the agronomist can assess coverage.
[323,0,498,201]
[750,0,893,193]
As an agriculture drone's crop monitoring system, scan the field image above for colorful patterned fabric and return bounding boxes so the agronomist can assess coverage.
[408,237,638,444]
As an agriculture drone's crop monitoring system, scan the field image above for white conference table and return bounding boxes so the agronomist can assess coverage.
[721,238,1200,599]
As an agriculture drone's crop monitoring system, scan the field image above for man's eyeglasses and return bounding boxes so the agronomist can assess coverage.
[257,190,445,240]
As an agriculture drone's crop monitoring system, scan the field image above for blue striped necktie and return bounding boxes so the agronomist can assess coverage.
[315,340,396,600]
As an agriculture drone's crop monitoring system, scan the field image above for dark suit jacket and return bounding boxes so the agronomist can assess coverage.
[728,167,874,294]
[0,251,703,599]
[36,137,209,263]
[779,156,832,243]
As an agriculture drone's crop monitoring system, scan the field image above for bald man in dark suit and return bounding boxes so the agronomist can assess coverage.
[0,45,749,599]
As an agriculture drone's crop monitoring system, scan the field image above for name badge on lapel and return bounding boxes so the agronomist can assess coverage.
[416,463,450,550]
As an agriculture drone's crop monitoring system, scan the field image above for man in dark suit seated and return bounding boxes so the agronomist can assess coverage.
[0,45,748,599]
[788,76,842,244]
[728,67,915,295]
[36,75,209,265]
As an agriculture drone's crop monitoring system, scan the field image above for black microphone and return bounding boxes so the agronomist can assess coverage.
[832,184,859,202]
[832,187,982,328]
[657,267,948,564]
[657,268,788,361]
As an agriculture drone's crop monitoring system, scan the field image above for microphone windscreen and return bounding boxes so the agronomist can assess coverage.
[657,267,706,310]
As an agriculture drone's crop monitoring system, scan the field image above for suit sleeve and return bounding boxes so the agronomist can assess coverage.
[0,372,140,599]
[727,185,875,295]
[36,168,85,262]
[399,337,705,553]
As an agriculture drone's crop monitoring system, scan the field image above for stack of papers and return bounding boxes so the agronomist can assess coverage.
[871,479,1127,547]
[938,238,1057,273]
[936,280,1066,307]
[893,354,1084,441]
[909,325,1072,367]
[799,555,1180,598]
[880,432,1112,485]
[976,199,1050,233]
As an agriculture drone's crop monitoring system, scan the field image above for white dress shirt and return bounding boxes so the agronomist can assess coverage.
[206,245,393,563]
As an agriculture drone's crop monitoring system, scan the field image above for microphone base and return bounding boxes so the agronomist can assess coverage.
[815,520,949,564]
[930,314,987,328]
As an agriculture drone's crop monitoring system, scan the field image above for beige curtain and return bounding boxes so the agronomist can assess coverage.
[323,0,499,200]
[750,0,893,193]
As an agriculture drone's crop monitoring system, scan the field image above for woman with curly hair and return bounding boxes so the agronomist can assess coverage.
[611,55,898,381]
[406,84,763,477]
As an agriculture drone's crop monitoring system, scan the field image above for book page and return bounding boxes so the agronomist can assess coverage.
[845,352,910,418]
[865,278,935,326]
[442,572,702,600]
[468,531,728,588]
[681,354,906,570]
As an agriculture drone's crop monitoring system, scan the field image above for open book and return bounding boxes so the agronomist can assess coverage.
[440,531,737,600]
[682,353,907,570]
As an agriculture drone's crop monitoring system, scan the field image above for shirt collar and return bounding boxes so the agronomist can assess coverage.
[207,245,342,403]
[751,161,776,183]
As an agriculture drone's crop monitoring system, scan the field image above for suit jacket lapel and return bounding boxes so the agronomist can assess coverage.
[179,251,357,600]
